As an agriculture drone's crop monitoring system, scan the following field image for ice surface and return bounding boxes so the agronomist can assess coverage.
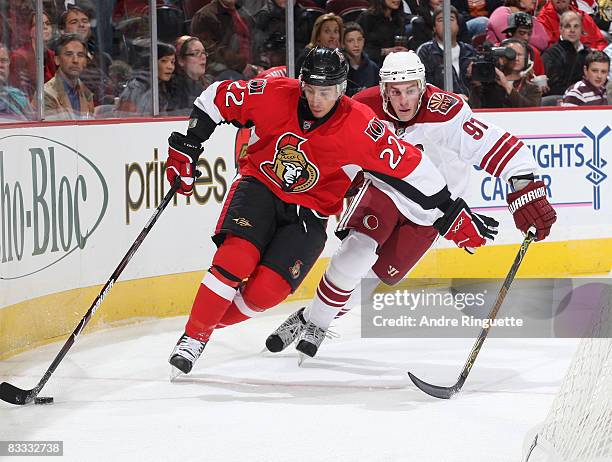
[0,301,578,462]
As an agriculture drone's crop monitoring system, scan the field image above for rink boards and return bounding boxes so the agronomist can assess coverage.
[0,108,611,358]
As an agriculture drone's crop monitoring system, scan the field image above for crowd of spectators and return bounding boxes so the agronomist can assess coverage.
[0,0,610,122]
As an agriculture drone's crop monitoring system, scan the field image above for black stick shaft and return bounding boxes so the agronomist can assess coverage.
[408,232,535,399]
[1,180,180,404]
[455,232,535,387]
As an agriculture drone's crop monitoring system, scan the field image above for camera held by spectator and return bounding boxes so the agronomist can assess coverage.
[470,38,542,108]
[471,42,517,83]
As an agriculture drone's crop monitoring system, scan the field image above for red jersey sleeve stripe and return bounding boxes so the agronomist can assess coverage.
[482,134,521,176]
[480,132,511,172]
[493,138,525,177]
[486,135,521,176]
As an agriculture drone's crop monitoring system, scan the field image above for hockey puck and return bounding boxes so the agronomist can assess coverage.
[34,397,54,405]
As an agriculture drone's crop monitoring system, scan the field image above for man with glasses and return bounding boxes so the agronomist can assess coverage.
[0,42,33,121]
[44,33,94,120]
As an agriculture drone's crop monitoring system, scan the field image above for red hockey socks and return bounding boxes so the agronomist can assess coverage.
[217,265,291,328]
[185,236,260,341]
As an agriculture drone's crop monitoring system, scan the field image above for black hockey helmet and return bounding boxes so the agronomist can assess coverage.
[299,46,348,87]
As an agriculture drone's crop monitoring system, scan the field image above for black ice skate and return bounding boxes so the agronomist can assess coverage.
[265,308,307,353]
[295,321,328,358]
[169,333,207,374]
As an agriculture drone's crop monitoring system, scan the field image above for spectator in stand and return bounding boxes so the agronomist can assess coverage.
[417,5,476,99]
[9,11,57,100]
[172,36,211,115]
[470,38,542,107]
[60,5,113,104]
[117,42,178,115]
[5,0,35,50]
[107,60,132,101]
[342,22,380,96]
[253,31,290,78]
[248,0,313,65]
[296,13,344,71]
[537,0,608,49]
[593,0,611,38]
[502,12,548,90]
[407,0,441,49]
[191,0,263,81]
[542,11,592,96]
[487,0,550,51]
[44,34,94,120]
[562,49,610,104]
[0,42,34,121]
[452,0,504,38]
[257,31,287,71]
[408,0,472,50]
[357,0,409,67]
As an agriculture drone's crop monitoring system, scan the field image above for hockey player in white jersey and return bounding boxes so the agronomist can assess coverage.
[265,51,557,358]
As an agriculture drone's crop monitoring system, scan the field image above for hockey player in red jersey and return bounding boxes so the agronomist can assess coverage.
[265,51,557,358]
[165,47,497,374]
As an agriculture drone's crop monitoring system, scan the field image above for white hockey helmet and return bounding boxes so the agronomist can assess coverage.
[379,51,426,121]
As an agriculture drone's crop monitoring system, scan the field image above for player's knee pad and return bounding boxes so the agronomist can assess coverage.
[327,231,379,291]
[211,234,261,283]
[241,265,291,312]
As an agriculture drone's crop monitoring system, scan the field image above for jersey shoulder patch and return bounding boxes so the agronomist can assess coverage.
[427,92,459,115]
[247,78,267,95]
[417,86,464,123]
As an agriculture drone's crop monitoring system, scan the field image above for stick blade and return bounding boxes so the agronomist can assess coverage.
[407,372,459,400]
[0,382,36,405]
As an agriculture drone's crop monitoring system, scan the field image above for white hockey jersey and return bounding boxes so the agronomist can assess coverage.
[353,84,538,225]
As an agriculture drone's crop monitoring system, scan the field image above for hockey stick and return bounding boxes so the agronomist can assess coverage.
[408,231,535,399]
[0,179,181,405]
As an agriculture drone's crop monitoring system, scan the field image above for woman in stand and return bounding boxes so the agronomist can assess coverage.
[117,42,178,115]
[172,36,212,115]
[10,11,56,100]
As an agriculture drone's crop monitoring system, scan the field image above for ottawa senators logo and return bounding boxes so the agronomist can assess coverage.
[427,92,459,115]
[364,117,385,142]
[248,79,267,95]
[260,133,319,193]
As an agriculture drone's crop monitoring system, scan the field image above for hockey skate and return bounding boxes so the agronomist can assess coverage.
[169,333,207,375]
[295,320,328,358]
[265,308,307,353]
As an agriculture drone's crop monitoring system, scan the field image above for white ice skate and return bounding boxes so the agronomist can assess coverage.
[265,308,306,353]
[169,333,207,377]
[296,320,328,359]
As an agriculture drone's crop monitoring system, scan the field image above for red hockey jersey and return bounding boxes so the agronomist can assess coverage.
[194,78,448,216]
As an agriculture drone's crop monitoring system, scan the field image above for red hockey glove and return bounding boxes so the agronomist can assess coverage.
[166,132,204,195]
[506,180,556,241]
[434,198,499,254]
